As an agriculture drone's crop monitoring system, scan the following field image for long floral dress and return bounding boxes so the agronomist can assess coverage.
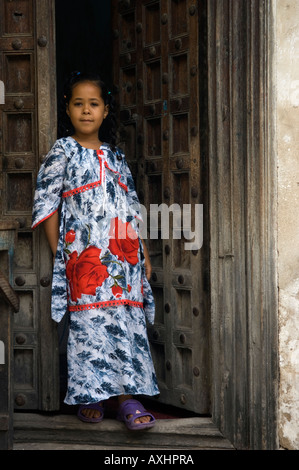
[32,136,159,404]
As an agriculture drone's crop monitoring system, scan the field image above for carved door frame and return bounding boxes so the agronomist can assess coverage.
[0,0,278,449]
[207,0,278,449]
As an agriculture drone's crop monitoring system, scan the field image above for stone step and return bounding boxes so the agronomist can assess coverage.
[13,413,234,450]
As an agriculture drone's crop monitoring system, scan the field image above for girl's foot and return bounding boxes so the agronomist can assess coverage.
[117,396,156,430]
[77,402,104,423]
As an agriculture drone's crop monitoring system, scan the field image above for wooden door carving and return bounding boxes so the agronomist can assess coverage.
[112,0,209,413]
[0,0,58,411]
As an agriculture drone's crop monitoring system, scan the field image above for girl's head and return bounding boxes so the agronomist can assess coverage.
[58,71,117,149]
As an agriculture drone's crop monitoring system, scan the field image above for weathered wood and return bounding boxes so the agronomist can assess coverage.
[0,224,18,449]
[112,0,210,415]
[0,0,59,411]
[35,0,59,412]
[207,0,278,450]
[13,413,235,450]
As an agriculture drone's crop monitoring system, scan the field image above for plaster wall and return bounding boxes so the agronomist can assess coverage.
[276,0,299,450]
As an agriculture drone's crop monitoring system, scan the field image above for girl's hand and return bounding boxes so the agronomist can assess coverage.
[141,238,152,281]
[144,255,152,281]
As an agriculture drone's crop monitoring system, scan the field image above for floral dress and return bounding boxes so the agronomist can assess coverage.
[32,136,159,404]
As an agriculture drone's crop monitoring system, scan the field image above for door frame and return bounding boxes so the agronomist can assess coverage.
[207,0,278,449]
[35,0,60,410]
[28,0,278,449]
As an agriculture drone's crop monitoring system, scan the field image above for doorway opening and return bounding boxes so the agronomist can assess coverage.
[54,0,205,420]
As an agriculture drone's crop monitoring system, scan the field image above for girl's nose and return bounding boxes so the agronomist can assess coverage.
[83,104,91,113]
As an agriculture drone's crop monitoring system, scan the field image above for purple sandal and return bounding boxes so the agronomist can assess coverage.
[117,399,156,430]
[77,402,104,423]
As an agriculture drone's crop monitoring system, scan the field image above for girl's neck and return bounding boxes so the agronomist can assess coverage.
[71,134,103,150]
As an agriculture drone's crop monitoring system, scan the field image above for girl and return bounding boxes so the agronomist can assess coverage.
[32,71,159,430]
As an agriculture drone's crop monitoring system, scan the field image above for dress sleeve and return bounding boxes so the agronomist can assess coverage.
[31,141,67,229]
[121,157,144,223]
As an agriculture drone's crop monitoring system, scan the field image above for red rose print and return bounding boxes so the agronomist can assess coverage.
[66,246,109,301]
[127,284,132,292]
[112,285,123,298]
[65,230,76,244]
[108,218,139,265]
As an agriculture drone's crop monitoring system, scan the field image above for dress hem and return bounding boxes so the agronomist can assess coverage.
[68,298,144,312]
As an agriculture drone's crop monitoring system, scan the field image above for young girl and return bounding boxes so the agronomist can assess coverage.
[32,71,159,430]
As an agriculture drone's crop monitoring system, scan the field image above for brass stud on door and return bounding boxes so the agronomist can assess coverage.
[40,276,51,287]
[12,39,22,50]
[38,36,47,47]
[15,394,26,407]
[136,23,142,33]
[191,186,198,198]
[180,394,186,405]
[191,126,198,137]
[16,334,26,345]
[122,0,131,8]
[161,13,168,25]
[15,158,25,169]
[180,333,186,344]
[149,46,156,58]
[190,65,198,77]
[149,104,155,115]
[176,158,184,169]
[163,187,170,199]
[189,5,197,16]
[14,98,24,110]
[162,73,169,84]
[163,130,169,141]
[193,307,199,317]
[175,38,182,50]
[124,53,131,64]
[15,276,25,286]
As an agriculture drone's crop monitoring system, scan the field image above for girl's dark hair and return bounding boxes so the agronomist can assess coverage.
[57,71,118,151]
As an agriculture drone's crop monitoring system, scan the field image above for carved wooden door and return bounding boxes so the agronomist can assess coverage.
[0,0,58,410]
[112,0,209,413]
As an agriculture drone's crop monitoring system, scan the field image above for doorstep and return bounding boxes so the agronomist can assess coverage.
[13,412,234,450]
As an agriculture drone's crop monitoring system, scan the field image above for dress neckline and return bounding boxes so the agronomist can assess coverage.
[68,136,106,151]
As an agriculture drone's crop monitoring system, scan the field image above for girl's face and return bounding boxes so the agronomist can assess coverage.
[66,81,109,141]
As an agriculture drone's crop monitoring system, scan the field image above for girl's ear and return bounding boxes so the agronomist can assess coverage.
[66,104,70,117]
[104,104,109,118]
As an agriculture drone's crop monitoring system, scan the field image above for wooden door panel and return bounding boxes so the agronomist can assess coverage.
[0,0,58,411]
[113,0,209,413]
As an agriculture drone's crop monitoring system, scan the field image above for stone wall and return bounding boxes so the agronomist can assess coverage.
[276,0,299,450]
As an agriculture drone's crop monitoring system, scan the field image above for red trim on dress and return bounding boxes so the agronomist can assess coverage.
[62,150,127,198]
[68,298,143,312]
[32,208,59,229]
[62,180,102,198]
[62,180,103,198]
[103,161,128,192]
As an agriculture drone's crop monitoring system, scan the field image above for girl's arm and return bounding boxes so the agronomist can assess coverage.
[43,211,59,257]
[141,237,152,281]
